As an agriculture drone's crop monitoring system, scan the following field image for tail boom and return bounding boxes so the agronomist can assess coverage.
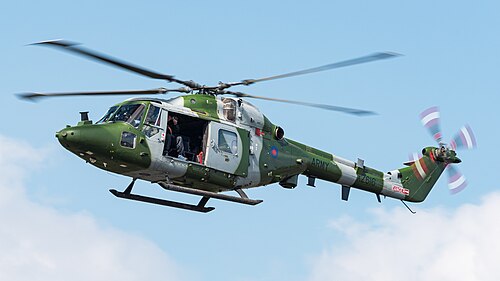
[301,145,447,203]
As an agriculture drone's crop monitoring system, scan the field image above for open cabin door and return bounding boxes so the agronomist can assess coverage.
[205,121,249,176]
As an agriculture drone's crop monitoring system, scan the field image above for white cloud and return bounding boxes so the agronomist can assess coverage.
[0,135,185,281]
[309,195,500,281]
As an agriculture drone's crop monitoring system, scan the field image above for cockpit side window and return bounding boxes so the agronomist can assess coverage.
[96,106,118,124]
[145,105,161,126]
[143,105,163,138]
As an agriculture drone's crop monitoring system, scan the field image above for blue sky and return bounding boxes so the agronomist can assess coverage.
[1,1,499,280]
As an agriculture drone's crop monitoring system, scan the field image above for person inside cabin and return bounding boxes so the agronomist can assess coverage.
[166,115,185,160]
[196,148,204,164]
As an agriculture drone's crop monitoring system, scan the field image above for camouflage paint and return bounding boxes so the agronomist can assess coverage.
[57,95,449,203]
[182,94,219,121]
[57,115,151,174]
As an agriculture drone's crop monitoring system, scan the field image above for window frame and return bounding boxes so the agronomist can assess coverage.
[142,104,164,138]
[120,131,137,149]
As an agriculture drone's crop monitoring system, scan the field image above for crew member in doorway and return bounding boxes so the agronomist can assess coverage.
[166,116,185,160]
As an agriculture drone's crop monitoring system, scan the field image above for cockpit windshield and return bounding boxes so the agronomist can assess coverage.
[96,106,118,124]
[98,103,145,128]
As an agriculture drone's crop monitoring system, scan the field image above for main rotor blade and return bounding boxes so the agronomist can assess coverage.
[227,91,375,116]
[18,87,189,101]
[223,52,400,88]
[30,40,201,89]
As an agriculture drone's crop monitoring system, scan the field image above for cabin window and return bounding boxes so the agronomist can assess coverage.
[97,106,118,124]
[222,98,237,122]
[120,132,136,149]
[218,129,238,155]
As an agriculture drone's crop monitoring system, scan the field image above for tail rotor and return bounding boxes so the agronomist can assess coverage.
[420,106,443,144]
[418,106,477,194]
[447,165,468,194]
[450,125,477,150]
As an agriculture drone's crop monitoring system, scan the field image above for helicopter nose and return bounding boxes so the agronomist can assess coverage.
[56,127,83,149]
[56,123,151,172]
[57,126,92,150]
[56,125,115,168]
[56,126,107,156]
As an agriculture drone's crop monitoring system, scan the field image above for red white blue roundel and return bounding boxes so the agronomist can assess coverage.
[270,146,278,158]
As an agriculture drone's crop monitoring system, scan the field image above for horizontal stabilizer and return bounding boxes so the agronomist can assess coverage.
[403,160,415,166]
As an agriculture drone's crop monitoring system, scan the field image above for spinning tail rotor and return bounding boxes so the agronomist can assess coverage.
[420,106,443,144]
[447,165,467,194]
[450,125,477,150]
[417,106,477,193]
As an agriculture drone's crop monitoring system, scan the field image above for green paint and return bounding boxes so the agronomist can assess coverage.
[262,115,274,133]
[182,163,236,192]
[55,96,451,207]
[286,139,341,183]
[57,121,151,174]
[183,94,220,121]
[400,148,448,202]
[353,166,384,193]
[303,155,340,183]
[234,128,250,177]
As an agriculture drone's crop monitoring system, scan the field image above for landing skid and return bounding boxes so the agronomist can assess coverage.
[109,179,263,213]
[109,189,215,213]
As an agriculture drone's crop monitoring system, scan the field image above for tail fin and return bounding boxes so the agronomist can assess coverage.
[399,148,447,202]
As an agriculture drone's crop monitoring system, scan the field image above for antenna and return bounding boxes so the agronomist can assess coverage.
[401,200,416,214]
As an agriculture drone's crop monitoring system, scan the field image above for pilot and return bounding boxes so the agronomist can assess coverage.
[166,116,185,160]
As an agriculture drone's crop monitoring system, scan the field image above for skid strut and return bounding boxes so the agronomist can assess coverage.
[158,182,263,205]
[109,180,262,213]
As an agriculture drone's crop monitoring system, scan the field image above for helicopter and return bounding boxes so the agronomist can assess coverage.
[20,40,476,213]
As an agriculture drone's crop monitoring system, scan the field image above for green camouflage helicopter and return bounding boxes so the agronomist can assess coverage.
[20,40,476,213]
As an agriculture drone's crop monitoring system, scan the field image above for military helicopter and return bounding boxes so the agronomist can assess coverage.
[20,40,476,213]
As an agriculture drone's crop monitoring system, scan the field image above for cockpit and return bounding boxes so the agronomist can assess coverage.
[95,101,207,163]
[97,103,147,128]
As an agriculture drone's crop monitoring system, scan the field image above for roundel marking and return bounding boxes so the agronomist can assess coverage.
[270,146,279,158]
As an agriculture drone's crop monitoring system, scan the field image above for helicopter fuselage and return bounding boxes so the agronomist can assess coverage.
[23,40,472,212]
[56,94,448,204]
